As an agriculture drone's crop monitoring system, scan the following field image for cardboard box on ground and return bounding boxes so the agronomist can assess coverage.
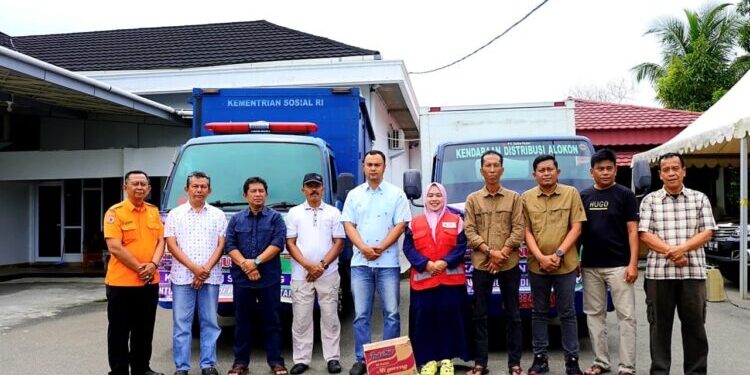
[363,336,417,375]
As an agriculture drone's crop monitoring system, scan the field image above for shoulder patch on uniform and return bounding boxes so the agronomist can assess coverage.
[106,213,116,224]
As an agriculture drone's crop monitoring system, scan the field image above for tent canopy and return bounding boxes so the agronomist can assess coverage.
[632,71,750,168]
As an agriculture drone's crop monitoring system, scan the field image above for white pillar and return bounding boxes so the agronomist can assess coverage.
[740,136,748,299]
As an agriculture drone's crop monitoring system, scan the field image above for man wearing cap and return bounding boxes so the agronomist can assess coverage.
[286,173,346,374]
[342,150,412,375]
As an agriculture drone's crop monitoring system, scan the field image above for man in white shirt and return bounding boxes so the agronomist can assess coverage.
[286,173,345,375]
[165,171,227,375]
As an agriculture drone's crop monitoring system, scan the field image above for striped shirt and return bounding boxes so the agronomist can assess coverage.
[638,187,716,280]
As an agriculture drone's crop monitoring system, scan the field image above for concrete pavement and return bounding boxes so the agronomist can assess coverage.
[2,276,750,374]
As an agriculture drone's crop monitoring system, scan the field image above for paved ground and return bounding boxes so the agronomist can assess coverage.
[2,275,750,374]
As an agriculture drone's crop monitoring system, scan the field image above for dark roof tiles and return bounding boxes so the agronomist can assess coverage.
[4,20,379,71]
[0,31,13,49]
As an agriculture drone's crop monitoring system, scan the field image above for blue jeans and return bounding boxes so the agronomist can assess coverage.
[351,266,401,362]
[528,270,579,358]
[171,283,221,371]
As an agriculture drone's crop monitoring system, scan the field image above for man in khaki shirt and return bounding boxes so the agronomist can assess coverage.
[522,154,586,375]
[464,150,525,375]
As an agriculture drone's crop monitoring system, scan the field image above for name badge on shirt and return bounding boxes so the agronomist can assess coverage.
[442,221,457,229]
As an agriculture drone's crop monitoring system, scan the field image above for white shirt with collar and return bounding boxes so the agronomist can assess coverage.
[286,200,346,281]
[164,202,228,285]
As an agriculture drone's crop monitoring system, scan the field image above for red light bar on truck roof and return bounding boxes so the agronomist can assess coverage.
[205,121,319,134]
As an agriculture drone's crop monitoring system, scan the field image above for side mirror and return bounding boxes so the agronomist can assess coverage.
[336,173,355,203]
[403,169,423,207]
[632,159,652,197]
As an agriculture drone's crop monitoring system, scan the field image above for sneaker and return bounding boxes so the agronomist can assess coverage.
[527,354,549,375]
[349,362,367,375]
[420,361,438,375]
[565,357,583,375]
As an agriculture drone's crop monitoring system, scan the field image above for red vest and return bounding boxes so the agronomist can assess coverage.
[409,212,466,291]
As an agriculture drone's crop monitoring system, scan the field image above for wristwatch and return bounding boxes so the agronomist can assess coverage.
[254,257,262,266]
[320,259,329,270]
[555,249,565,258]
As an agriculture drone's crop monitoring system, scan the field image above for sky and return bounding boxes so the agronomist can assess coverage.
[0,0,734,108]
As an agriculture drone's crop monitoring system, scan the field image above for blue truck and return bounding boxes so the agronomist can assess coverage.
[157,87,374,316]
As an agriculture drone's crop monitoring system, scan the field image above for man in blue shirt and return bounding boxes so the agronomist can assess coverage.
[225,176,288,375]
[342,150,412,375]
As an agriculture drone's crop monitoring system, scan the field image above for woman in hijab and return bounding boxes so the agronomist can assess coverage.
[404,182,471,375]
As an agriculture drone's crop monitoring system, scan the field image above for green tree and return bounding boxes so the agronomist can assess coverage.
[632,3,742,110]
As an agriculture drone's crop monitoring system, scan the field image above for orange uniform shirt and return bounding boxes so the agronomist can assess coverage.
[103,199,164,286]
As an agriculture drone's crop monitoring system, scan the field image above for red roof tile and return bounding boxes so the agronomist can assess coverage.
[573,98,701,154]
[573,98,701,131]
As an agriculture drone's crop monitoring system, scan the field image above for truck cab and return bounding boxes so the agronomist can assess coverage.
[405,135,600,317]
[157,87,374,315]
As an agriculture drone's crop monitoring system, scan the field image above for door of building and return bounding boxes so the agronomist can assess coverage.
[37,183,63,261]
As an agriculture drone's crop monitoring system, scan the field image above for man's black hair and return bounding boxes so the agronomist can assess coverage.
[480,150,504,167]
[243,176,268,194]
[186,171,211,188]
[364,150,386,165]
[658,152,685,168]
[532,154,558,171]
[590,149,617,168]
[124,170,150,184]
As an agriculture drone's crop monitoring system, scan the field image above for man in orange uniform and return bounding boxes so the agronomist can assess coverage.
[103,170,165,375]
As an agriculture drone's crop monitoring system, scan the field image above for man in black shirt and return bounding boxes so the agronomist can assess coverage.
[580,149,639,375]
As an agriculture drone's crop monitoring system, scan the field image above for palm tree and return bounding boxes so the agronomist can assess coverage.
[632,3,740,86]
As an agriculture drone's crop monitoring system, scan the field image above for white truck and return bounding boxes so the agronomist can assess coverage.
[405,100,599,317]
[417,100,579,199]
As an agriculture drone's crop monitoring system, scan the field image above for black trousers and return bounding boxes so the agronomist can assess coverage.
[644,279,708,375]
[471,266,523,368]
[107,284,159,375]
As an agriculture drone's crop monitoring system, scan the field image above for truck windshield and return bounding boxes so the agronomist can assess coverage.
[164,142,325,211]
[439,140,593,203]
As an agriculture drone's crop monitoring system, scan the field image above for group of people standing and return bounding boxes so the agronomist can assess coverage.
[102,147,715,375]
[406,149,714,375]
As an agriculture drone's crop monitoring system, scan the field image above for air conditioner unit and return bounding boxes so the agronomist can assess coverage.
[388,128,405,150]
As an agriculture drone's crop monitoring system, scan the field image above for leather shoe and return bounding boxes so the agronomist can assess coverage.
[145,371,165,375]
[202,367,220,375]
[290,363,309,375]
[327,360,342,374]
[349,362,367,375]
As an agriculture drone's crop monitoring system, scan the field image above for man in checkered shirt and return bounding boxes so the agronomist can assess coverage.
[638,153,716,375]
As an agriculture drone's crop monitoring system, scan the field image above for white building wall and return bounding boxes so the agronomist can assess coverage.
[0,147,178,181]
[39,117,189,151]
[0,182,31,265]
[364,86,412,189]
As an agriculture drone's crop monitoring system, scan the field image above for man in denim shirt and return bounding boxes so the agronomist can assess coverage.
[224,176,288,375]
[342,150,412,375]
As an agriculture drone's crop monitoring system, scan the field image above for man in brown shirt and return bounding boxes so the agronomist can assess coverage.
[522,154,586,375]
[464,150,525,375]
